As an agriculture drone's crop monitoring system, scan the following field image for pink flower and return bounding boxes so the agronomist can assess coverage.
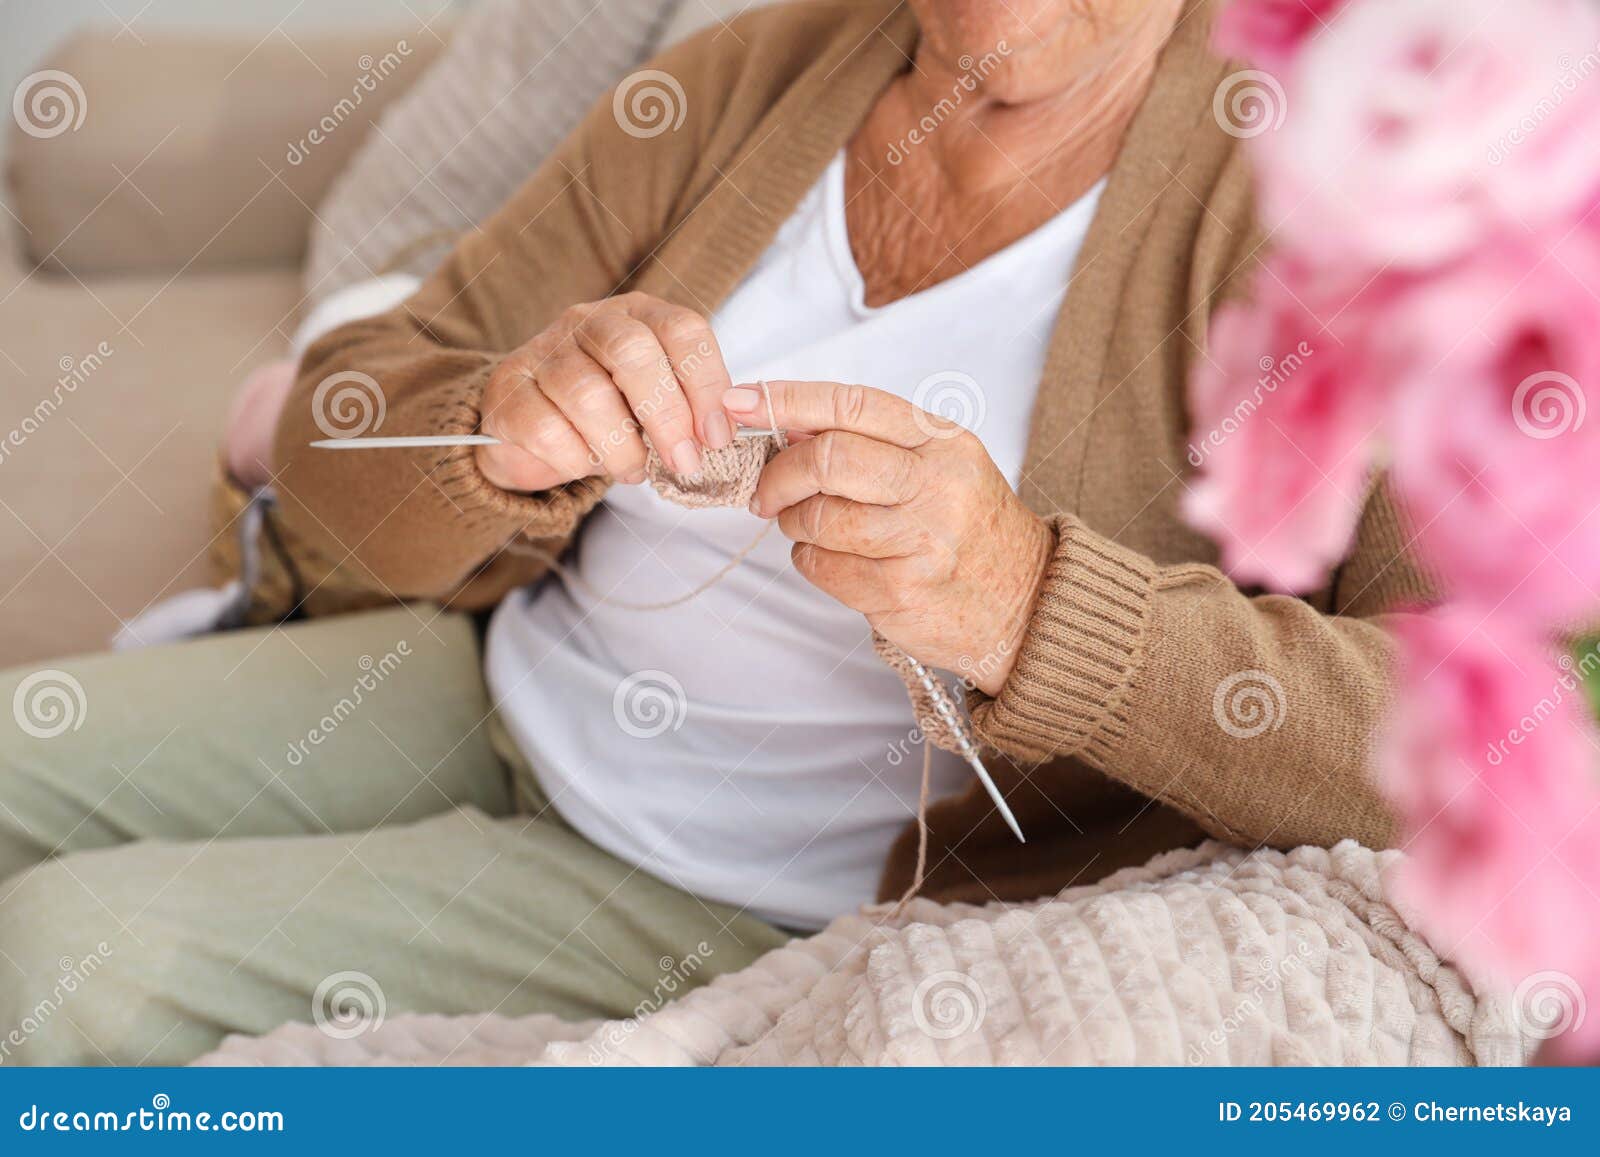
[1209,0,1600,1059]
[1257,0,1600,272]
[1213,0,1348,74]
[1389,235,1600,626]
[1381,609,1600,1052]
[1185,261,1395,592]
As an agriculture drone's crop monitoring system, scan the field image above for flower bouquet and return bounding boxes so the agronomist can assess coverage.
[1194,0,1600,1056]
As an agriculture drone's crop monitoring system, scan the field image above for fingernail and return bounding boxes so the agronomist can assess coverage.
[748,494,764,518]
[723,387,761,413]
[703,410,732,450]
[670,439,702,477]
[623,468,647,485]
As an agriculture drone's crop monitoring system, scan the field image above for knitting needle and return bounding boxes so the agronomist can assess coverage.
[967,753,1026,843]
[310,429,781,450]
[305,423,1023,838]
[903,655,1026,843]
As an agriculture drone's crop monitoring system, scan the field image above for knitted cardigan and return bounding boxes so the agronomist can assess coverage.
[271,0,1434,907]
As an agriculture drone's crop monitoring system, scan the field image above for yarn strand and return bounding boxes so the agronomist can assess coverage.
[890,741,934,917]
[504,380,1002,909]
[508,523,773,613]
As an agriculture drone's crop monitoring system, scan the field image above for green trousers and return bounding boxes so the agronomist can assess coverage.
[0,608,786,1065]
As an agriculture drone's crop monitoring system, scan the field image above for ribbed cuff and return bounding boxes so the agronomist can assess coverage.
[421,366,610,540]
[969,514,1158,765]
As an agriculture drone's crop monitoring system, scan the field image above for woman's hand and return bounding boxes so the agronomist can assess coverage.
[476,292,734,492]
[730,379,1053,697]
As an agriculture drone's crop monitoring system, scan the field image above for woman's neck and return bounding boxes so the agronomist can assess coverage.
[846,5,1182,305]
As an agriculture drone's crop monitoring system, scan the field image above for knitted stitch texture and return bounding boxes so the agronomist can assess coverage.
[644,433,779,510]
[194,842,1531,1067]
[642,422,972,764]
[272,0,1438,908]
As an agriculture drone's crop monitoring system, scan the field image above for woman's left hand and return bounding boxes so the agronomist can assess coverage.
[725,379,1053,697]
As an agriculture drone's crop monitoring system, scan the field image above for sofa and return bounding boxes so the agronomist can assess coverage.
[0,4,1549,1073]
[1,0,755,667]
[1,25,445,665]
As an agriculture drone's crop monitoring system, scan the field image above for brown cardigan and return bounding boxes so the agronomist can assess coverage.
[271,0,1432,907]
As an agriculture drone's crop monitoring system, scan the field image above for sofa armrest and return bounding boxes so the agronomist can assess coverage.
[5,25,446,276]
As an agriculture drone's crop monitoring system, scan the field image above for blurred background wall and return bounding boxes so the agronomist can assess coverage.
[0,0,459,166]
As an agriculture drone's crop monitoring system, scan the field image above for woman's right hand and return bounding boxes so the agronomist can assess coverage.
[475,292,735,492]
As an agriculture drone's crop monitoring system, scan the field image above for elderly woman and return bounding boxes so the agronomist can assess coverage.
[0,0,1425,1065]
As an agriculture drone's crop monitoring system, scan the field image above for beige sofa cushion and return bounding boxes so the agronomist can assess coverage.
[302,0,769,304]
[6,27,443,276]
[0,251,301,664]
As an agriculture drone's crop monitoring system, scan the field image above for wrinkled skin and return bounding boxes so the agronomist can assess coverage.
[477,0,1184,695]
[851,0,1184,303]
[476,291,737,493]
[734,380,1052,697]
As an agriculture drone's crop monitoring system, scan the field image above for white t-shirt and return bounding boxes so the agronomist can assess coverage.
[487,155,1104,929]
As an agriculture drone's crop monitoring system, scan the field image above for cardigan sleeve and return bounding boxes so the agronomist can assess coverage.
[268,24,740,604]
[967,481,1433,852]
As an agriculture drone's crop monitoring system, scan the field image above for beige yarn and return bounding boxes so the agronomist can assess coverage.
[636,389,969,758]
[645,434,780,509]
[513,384,984,906]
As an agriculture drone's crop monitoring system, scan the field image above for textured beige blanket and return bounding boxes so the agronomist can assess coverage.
[194,842,1532,1067]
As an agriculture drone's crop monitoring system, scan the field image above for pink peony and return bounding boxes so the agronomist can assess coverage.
[1389,234,1600,626]
[1381,609,1600,1052]
[1184,260,1396,592]
[1213,0,1348,74]
[1256,0,1600,272]
[1206,0,1600,1061]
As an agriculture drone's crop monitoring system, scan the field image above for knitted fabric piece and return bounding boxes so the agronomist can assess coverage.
[645,434,780,509]
[270,0,1434,905]
[640,430,970,760]
[872,634,970,758]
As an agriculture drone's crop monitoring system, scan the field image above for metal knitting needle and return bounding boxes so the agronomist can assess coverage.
[967,752,1025,844]
[311,429,781,450]
[306,423,1024,838]
[903,654,1026,843]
